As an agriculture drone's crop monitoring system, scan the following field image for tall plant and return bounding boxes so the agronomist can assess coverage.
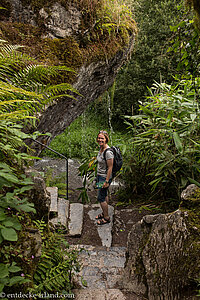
[125,80,200,206]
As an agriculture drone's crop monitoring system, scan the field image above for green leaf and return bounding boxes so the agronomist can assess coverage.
[9,264,22,273]
[17,204,36,213]
[19,185,33,193]
[0,264,9,279]
[0,178,13,189]
[173,131,183,153]
[190,113,196,121]
[7,217,21,230]
[2,220,14,227]
[1,228,18,241]
[0,173,19,184]
[139,106,153,116]
[0,282,4,292]
[188,178,200,187]
[9,276,25,286]
[0,233,3,244]
[0,212,6,221]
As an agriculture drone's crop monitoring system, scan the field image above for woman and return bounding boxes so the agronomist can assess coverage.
[95,130,114,225]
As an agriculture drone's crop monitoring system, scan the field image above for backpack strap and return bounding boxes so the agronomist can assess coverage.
[103,148,114,161]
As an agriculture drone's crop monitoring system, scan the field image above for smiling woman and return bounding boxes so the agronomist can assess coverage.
[95,130,114,225]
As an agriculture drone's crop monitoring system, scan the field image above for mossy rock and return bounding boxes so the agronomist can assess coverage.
[0,0,136,73]
[123,186,200,298]
[180,183,200,211]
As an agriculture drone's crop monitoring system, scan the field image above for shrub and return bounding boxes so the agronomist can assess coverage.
[124,80,200,208]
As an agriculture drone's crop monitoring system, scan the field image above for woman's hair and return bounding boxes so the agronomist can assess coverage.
[97,130,109,143]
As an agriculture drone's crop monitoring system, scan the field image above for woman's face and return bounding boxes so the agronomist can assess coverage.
[97,133,107,147]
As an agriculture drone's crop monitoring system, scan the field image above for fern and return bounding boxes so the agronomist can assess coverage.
[0,40,81,295]
[32,230,80,294]
[0,41,80,125]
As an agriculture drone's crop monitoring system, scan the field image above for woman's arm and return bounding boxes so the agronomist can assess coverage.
[103,158,113,188]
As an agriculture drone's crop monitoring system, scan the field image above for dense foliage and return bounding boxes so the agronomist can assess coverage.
[117,1,200,210]
[112,0,187,121]
[0,40,79,295]
[31,220,79,295]
[124,80,200,208]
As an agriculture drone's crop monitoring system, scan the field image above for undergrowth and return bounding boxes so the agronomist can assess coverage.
[31,220,80,295]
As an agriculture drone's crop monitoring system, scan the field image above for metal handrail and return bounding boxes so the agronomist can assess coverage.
[31,138,68,200]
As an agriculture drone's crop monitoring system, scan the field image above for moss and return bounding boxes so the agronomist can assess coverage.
[0,22,84,82]
[179,188,200,232]
[178,189,200,282]
[44,37,84,68]
[0,20,129,79]
[0,0,137,81]
[0,21,43,46]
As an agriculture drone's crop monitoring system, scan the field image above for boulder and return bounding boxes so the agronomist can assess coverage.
[122,184,200,299]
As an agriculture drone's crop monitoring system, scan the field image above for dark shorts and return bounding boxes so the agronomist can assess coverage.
[97,175,112,203]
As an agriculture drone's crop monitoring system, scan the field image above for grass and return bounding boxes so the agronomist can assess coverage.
[43,107,132,160]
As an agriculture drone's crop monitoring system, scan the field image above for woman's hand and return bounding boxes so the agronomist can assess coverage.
[103,181,109,188]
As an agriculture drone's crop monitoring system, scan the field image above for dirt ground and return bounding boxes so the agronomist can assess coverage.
[65,200,152,248]
[65,185,153,248]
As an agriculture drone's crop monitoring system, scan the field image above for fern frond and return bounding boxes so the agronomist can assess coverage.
[0,111,35,121]
[0,43,24,55]
[0,81,43,98]
[0,99,36,106]
[0,41,80,123]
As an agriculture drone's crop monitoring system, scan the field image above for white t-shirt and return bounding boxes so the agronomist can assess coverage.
[97,147,114,178]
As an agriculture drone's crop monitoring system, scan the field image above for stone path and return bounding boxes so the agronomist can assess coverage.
[87,204,114,247]
[71,245,126,289]
[73,289,127,300]
[47,186,142,300]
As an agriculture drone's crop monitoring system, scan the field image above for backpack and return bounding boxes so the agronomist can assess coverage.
[103,146,123,178]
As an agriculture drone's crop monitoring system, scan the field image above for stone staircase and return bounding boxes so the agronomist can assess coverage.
[47,187,129,300]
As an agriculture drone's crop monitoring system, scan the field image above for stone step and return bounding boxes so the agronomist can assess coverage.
[71,245,126,289]
[57,198,70,226]
[86,204,114,247]
[49,198,70,228]
[68,203,84,236]
[73,289,126,300]
[47,186,58,214]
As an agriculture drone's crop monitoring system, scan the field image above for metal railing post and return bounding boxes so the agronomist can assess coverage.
[66,158,68,200]
[30,138,69,200]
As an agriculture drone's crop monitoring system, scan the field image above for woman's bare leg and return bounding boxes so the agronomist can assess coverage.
[100,201,109,219]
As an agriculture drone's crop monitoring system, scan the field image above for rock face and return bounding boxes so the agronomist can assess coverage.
[37,41,135,139]
[3,0,136,142]
[122,184,200,299]
[9,1,82,38]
